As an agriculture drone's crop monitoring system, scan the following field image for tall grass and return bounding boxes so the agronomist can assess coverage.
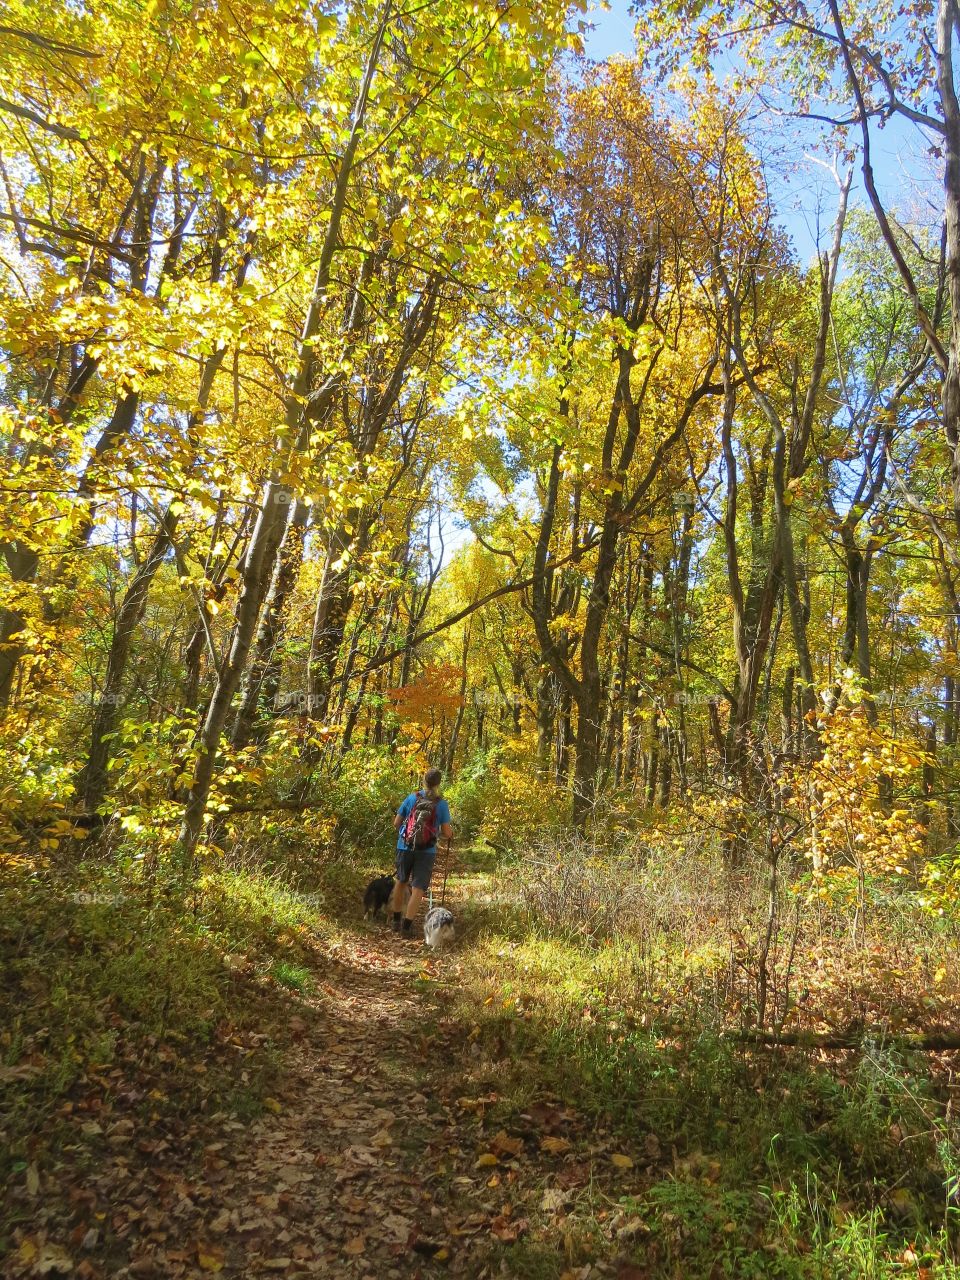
[449,829,960,1276]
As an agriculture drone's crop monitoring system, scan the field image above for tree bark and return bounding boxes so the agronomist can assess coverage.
[231,499,310,748]
[177,5,392,864]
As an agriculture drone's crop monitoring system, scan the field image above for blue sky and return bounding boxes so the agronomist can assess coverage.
[579,0,941,264]
[435,0,939,560]
[581,0,634,61]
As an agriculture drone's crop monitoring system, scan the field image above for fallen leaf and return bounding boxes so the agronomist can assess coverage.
[556,1162,590,1189]
[611,1153,634,1170]
[526,1101,561,1124]
[208,1209,231,1234]
[197,1244,226,1271]
[382,1213,413,1242]
[475,1152,499,1167]
[490,1213,529,1242]
[127,1259,157,1276]
[16,1238,38,1266]
[33,1245,74,1275]
[343,1235,365,1256]
[617,1217,650,1240]
[540,1136,571,1155]
[490,1130,524,1158]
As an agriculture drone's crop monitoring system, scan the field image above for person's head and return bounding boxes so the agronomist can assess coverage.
[422,767,442,798]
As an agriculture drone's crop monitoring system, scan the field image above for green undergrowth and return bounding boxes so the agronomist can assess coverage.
[0,850,368,1253]
[448,892,960,1278]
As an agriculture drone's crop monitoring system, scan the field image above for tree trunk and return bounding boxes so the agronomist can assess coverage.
[177,4,392,865]
[231,499,310,748]
[306,554,355,722]
[571,516,620,828]
[76,519,175,813]
[444,624,471,774]
[0,356,99,705]
[537,668,556,775]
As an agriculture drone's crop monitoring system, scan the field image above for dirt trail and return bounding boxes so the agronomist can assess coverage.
[197,928,463,1278]
[185,919,599,1280]
[4,921,482,1280]
[7,897,614,1280]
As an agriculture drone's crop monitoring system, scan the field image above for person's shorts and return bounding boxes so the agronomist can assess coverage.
[396,846,436,891]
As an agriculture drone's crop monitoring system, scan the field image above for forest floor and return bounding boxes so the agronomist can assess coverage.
[5,860,960,1280]
[4,871,646,1280]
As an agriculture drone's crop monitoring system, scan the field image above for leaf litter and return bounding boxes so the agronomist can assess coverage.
[4,926,649,1279]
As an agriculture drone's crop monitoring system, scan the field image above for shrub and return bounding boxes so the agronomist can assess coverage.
[326,744,418,853]
[446,748,492,843]
[469,740,566,854]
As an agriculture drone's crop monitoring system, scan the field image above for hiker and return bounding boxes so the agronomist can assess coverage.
[390,767,452,938]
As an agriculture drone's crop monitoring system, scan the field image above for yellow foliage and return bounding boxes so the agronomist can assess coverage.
[783,706,928,884]
[478,742,565,851]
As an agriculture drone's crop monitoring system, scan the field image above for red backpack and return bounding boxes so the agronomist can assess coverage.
[402,792,438,851]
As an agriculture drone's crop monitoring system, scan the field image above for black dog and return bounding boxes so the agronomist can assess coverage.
[362,875,395,920]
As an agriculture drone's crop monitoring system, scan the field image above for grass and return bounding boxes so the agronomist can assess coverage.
[442,848,960,1278]
[270,959,312,991]
[5,828,960,1276]
[0,851,365,1255]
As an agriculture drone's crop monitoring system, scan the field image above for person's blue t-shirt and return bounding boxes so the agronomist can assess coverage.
[396,791,450,853]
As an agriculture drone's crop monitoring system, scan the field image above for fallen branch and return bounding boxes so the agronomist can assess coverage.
[735,1028,960,1051]
[45,798,339,834]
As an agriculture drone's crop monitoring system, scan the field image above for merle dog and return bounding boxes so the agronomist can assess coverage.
[423,906,455,949]
[362,874,395,920]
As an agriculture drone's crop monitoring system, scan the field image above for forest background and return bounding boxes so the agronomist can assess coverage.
[4,0,960,1273]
